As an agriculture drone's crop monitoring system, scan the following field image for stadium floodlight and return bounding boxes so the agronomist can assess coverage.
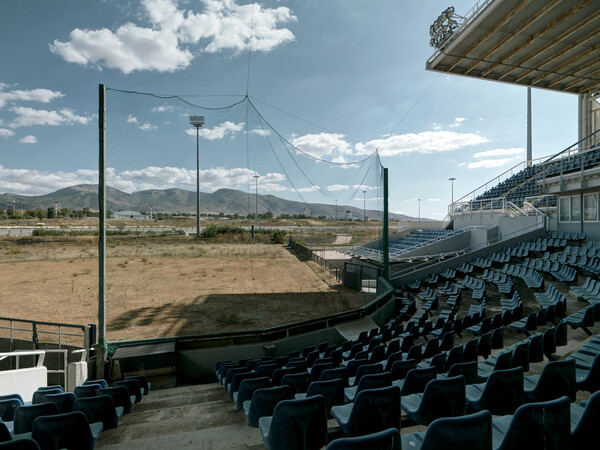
[335,199,338,221]
[363,190,367,223]
[253,174,260,232]
[189,115,205,237]
[418,198,421,222]
[429,6,463,49]
[448,177,457,205]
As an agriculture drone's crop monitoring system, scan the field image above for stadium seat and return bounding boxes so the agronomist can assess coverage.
[234,377,270,411]
[393,367,436,396]
[12,402,60,435]
[575,353,600,392]
[96,387,135,414]
[295,378,344,418]
[390,359,417,381]
[491,396,570,450]
[83,379,109,390]
[331,386,401,437]
[0,440,40,449]
[31,389,62,405]
[325,428,401,450]
[0,423,11,442]
[229,372,261,398]
[570,390,600,448]
[73,395,124,430]
[125,375,151,395]
[523,359,576,403]
[41,392,76,414]
[344,372,392,402]
[438,361,479,385]
[243,385,293,428]
[401,375,466,425]
[348,363,383,387]
[320,367,349,387]
[0,398,22,422]
[401,410,492,450]
[271,367,299,386]
[74,384,102,399]
[31,411,103,450]
[465,367,523,415]
[259,395,327,450]
[280,372,310,396]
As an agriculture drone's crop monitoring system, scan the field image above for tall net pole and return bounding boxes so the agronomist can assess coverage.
[97,84,107,378]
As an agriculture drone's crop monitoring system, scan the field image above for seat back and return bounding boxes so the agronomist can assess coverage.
[479,367,523,415]
[463,339,479,362]
[497,396,570,450]
[320,367,349,387]
[235,377,270,411]
[280,372,310,396]
[422,338,439,360]
[0,398,22,422]
[355,372,392,396]
[305,379,345,416]
[324,427,401,450]
[0,439,40,449]
[42,392,76,414]
[73,395,120,430]
[74,384,102,399]
[125,375,150,395]
[409,410,493,450]
[13,403,60,434]
[83,379,109,389]
[401,367,437,396]
[346,386,401,436]
[96,387,133,414]
[31,411,97,450]
[413,375,466,425]
[32,388,62,405]
[511,342,530,372]
[478,332,492,358]
[264,395,328,450]
[353,363,383,386]
[571,390,600,449]
[529,359,576,402]
[271,367,299,386]
[405,345,422,362]
[229,372,261,397]
[246,385,293,427]
[446,346,464,369]
[440,331,454,352]
[447,361,478,385]
[383,350,404,372]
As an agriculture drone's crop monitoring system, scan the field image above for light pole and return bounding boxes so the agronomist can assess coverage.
[253,175,260,231]
[189,115,205,237]
[448,177,457,204]
[363,190,367,223]
[54,198,58,224]
[335,199,338,221]
[418,198,421,222]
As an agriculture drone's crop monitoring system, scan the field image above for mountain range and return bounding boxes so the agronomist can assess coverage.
[0,184,410,220]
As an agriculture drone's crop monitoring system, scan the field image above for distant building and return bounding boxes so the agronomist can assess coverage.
[112,210,150,220]
[345,210,352,220]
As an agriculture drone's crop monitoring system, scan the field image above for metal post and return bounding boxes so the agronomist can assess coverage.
[527,87,532,167]
[253,175,260,231]
[418,199,421,221]
[335,199,338,221]
[363,190,366,223]
[97,84,107,379]
[383,168,390,282]
[196,127,200,236]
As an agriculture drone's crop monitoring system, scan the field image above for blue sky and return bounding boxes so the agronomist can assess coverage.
[0,0,578,218]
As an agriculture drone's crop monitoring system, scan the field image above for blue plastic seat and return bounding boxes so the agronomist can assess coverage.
[0,439,40,449]
[228,371,261,398]
[83,379,109,389]
[465,367,523,415]
[280,372,310,396]
[31,411,103,450]
[523,359,576,403]
[401,375,466,425]
[325,428,401,449]
[401,410,492,450]
[331,386,401,437]
[570,390,600,448]
[97,387,134,414]
[259,395,328,450]
[0,422,11,442]
[348,363,383,387]
[74,384,102,399]
[320,367,349,387]
[393,367,436,396]
[73,395,124,430]
[41,392,76,414]
[113,379,143,403]
[575,352,600,392]
[13,403,60,435]
[125,375,151,395]
[31,389,62,405]
[234,376,270,411]
[0,398,23,422]
[295,378,344,418]
[243,385,293,428]
[344,372,392,402]
[491,396,570,450]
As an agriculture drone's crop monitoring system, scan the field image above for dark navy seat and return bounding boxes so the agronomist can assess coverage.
[31,389,62,405]
[393,367,436,396]
[320,367,349,387]
[325,428,401,449]
[344,372,392,403]
[258,395,328,450]
[280,372,310,396]
[331,386,401,437]
[31,411,103,450]
[96,387,134,414]
[0,398,23,422]
[390,359,417,381]
[575,352,600,392]
[465,367,523,415]
[523,359,576,403]
[83,379,109,389]
[234,376,270,411]
[438,361,479,385]
[74,384,102,399]
[73,395,124,430]
[243,385,293,428]
[13,403,60,435]
[125,375,151,395]
[41,392,76,414]
[229,372,261,398]
[570,390,600,449]
[491,396,570,450]
[401,410,492,450]
[348,363,382,387]
[295,378,344,418]
[400,375,466,425]
[0,439,40,449]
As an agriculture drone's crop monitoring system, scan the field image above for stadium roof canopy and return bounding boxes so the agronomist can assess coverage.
[426,0,600,95]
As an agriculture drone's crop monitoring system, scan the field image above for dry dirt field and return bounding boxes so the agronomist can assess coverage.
[0,236,369,341]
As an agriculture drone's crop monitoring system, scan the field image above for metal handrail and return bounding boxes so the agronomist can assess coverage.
[0,350,46,368]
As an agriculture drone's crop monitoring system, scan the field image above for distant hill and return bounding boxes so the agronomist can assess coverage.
[0,184,411,220]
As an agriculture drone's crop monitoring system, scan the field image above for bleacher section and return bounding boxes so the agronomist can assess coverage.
[473,146,600,208]
[348,229,465,262]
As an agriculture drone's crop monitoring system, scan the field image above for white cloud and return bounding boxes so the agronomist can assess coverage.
[19,135,38,144]
[0,83,64,109]
[292,132,351,158]
[352,184,378,190]
[327,184,349,191]
[9,107,93,128]
[449,117,465,128]
[251,128,271,136]
[427,198,440,202]
[296,186,320,193]
[468,158,517,169]
[186,121,244,139]
[0,128,14,137]
[50,0,295,74]
[473,147,525,158]
[0,165,98,195]
[355,131,488,157]
[127,115,156,131]
[127,115,138,123]
[151,105,174,113]
[139,123,157,132]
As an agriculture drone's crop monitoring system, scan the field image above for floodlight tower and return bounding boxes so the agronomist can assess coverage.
[418,198,421,222]
[363,190,367,223]
[253,175,260,231]
[335,199,338,221]
[189,115,205,237]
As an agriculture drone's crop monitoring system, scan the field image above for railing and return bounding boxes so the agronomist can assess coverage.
[288,238,343,283]
[0,350,46,368]
[390,219,545,280]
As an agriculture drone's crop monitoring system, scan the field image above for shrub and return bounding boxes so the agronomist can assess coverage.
[271,230,287,244]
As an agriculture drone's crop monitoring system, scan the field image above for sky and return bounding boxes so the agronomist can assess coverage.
[0,0,579,219]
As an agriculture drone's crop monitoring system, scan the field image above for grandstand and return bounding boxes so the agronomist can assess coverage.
[4,1,600,448]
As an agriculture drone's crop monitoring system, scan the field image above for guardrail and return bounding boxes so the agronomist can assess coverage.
[288,238,343,282]
[0,350,46,368]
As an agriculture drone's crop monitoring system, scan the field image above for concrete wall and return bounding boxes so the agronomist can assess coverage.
[394,230,471,258]
[397,220,445,231]
[0,366,47,402]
